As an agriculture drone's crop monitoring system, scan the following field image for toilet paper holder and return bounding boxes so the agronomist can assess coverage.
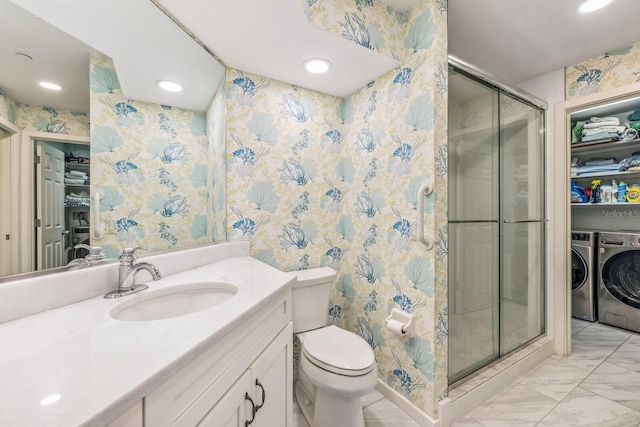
[385,308,416,338]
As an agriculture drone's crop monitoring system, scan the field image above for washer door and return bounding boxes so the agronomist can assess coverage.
[601,250,640,309]
[571,248,588,291]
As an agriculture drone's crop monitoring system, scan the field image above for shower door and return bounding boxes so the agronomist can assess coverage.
[448,68,545,384]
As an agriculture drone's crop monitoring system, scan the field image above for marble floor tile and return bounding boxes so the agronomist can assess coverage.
[572,322,632,347]
[292,390,415,427]
[450,415,486,426]
[581,362,640,411]
[537,387,640,427]
[571,318,591,334]
[516,358,589,402]
[464,383,557,426]
[361,388,386,408]
[559,338,619,372]
[363,398,420,427]
[607,335,640,373]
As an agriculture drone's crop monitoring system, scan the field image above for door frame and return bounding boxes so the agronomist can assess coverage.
[0,117,20,275]
[554,81,640,356]
[19,131,89,274]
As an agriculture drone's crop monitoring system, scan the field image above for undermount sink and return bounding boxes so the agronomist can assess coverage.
[110,282,238,321]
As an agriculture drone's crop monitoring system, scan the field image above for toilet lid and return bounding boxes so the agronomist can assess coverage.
[302,325,375,376]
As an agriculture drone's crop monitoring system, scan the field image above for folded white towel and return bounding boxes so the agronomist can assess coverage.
[584,120,621,129]
[585,159,616,166]
[64,178,88,185]
[589,116,620,124]
[65,172,88,179]
[582,126,626,135]
[67,170,87,178]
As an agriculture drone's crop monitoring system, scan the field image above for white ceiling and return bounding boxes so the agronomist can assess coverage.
[449,0,640,85]
[0,0,96,113]
[154,0,400,99]
[4,0,640,114]
[8,0,225,113]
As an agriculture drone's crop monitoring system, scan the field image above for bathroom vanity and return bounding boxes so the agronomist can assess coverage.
[0,242,293,426]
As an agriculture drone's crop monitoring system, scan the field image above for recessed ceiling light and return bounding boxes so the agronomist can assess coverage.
[39,81,62,91]
[40,394,61,406]
[579,0,613,13]
[303,58,331,74]
[157,80,183,92]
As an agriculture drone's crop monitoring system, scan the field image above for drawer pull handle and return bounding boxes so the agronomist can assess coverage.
[245,392,256,426]
[255,379,266,412]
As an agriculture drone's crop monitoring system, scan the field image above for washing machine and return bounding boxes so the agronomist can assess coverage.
[571,230,597,321]
[598,231,640,331]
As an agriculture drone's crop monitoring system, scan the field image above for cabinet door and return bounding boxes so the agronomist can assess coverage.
[198,370,253,427]
[105,401,143,427]
[252,323,293,427]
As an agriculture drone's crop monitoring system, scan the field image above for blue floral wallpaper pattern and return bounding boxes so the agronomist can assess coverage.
[566,40,640,99]
[0,88,89,136]
[226,0,448,417]
[90,54,225,256]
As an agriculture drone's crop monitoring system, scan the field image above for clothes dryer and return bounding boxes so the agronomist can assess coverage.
[571,230,597,321]
[598,231,640,331]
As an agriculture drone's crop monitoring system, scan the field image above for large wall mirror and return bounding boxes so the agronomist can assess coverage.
[0,0,227,280]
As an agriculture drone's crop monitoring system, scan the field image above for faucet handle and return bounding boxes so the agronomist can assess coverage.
[119,246,145,262]
[86,246,106,262]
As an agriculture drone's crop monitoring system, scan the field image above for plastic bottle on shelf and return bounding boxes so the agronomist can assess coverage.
[590,180,601,203]
[612,179,618,204]
[618,181,628,203]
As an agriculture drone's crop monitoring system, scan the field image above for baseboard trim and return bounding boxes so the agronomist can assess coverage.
[375,379,440,427]
[438,338,554,426]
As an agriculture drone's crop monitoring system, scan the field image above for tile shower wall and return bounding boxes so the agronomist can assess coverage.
[90,54,224,257]
[566,40,640,99]
[226,0,448,418]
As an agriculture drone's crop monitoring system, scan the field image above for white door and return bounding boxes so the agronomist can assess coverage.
[36,142,66,270]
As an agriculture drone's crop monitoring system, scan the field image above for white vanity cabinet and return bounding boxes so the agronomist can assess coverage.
[144,289,293,427]
[198,326,291,427]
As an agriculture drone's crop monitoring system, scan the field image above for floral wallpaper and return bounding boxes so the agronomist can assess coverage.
[18,104,89,136]
[90,54,223,257]
[566,40,640,99]
[0,89,19,125]
[0,87,89,136]
[226,0,448,418]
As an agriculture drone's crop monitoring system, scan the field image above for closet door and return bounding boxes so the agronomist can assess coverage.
[499,92,545,354]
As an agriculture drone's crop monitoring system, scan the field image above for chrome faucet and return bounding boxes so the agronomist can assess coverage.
[104,247,161,299]
[67,244,106,267]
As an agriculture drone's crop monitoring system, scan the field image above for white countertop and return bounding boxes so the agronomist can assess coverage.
[0,255,292,426]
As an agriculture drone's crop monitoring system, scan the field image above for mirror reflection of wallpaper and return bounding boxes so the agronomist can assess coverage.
[226,0,448,417]
[566,41,640,99]
[0,88,89,136]
[90,54,225,257]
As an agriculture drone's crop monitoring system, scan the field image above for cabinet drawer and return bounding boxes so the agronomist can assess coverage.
[145,290,290,427]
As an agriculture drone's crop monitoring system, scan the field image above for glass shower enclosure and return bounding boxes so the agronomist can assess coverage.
[447,64,546,384]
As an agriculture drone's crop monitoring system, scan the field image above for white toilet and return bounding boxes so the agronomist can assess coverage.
[290,267,377,427]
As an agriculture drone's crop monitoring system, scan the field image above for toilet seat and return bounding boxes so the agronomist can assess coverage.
[301,325,375,377]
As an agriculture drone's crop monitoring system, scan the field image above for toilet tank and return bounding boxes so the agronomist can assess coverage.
[289,267,336,333]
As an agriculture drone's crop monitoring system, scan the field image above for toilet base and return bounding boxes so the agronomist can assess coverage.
[295,371,365,427]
